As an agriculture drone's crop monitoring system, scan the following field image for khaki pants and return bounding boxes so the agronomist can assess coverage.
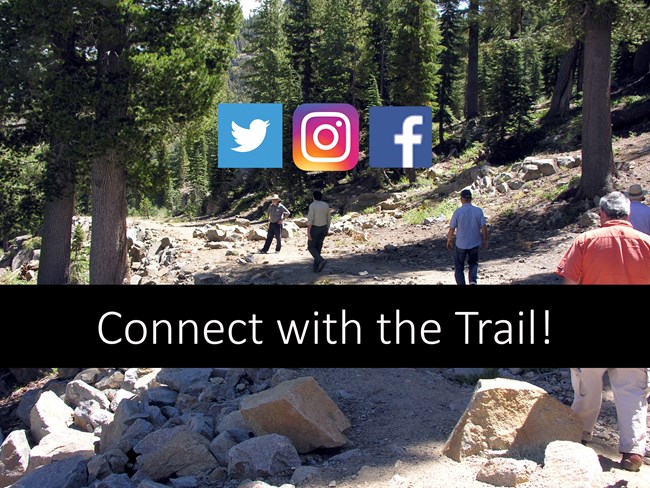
[571,367,648,455]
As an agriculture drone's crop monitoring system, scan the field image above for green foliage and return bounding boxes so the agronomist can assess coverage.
[22,237,42,252]
[388,0,441,108]
[437,0,463,145]
[69,223,88,284]
[403,199,458,225]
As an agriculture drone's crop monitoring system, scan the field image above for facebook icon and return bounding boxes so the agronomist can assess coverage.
[369,106,432,168]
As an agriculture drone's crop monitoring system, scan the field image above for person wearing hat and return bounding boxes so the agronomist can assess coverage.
[626,184,650,235]
[446,188,488,285]
[259,194,290,254]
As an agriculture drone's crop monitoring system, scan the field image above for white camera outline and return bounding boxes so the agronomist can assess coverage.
[300,111,351,163]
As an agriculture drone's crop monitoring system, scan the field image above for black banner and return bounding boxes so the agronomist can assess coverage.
[4,284,634,367]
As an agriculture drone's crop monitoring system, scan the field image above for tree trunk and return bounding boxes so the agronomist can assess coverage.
[633,41,650,76]
[464,0,479,119]
[89,12,129,284]
[545,42,579,121]
[578,2,614,201]
[90,152,129,284]
[38,142,75,284]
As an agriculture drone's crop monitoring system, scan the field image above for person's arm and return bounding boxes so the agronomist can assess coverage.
[481,224,488,249]
[307,204,314,240]
[279,205,289,224]
[447,227,455,250]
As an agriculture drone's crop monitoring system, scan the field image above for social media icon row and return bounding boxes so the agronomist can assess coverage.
[217,103,433,171]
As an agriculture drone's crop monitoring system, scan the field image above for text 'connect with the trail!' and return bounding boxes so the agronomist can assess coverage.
[96,309,551,347]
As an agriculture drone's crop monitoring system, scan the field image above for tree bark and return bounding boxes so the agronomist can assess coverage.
[89,13,129,284]
[545,42,579,121]
[633,41,650,76]
[578,2,614,201]
[38,185,74,284]
[90,151,129,284]
[464,0,479,119]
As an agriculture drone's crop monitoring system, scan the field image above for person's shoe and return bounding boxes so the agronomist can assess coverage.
[275,250,281,254]
[621,453,643,472]
[259,249,267,254]
[316,259,327,272]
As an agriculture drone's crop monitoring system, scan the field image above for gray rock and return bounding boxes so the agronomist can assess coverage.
[170,476,198,488]
[28,429,98,471]
[100,399,145,454]
[270,369,301,387]
[0,429,30,487]
[182,413,214,440]
[58,368,82,380]
[95,372,125,391]
[496,182,509,194]
[217,410,251,434]
[137,480,169,488]
[143,405,166,429]
[227,433,301,480]
[142,386,178,408]
[134,426,188,456]
[579,211,599,228]
[11,456,88,488]
[110,389,137,413]
[539,441,603,488]
[556,156,575,168]
[87,449,129,482]
[96,473,134,488]
[508,179,525,190]
[74,369,105,385]
[193,272,224,285]
[30,391,74,442]
[209,431,239,466]
[16,389,41,426]
[116,419,154,453]
[157,369,212,394]
[521,164,542,181]
[74,400,114,432]
[137,431,218,481]
[291,465,321,485]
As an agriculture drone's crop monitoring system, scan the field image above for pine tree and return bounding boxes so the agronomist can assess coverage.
[387,0,441,108]
[437,0,463,146]
[365,0,392,103]
[187,137,208,217]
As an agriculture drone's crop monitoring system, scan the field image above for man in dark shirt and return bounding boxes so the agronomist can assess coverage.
[260,194,290,254]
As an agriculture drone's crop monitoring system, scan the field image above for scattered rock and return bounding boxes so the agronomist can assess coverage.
[227,433,301,480]
[28,429,98,470]
[157,368,212,394]
[137,430,218,481]
[66,380,111,410]
[443,378,582,462]
[537,441,603,488]
[11,456,88,488]
[476,458,538,487]
[0,430,31,487]
[578,211,599,228]
[240,376,351,453]
[193,272,224,285]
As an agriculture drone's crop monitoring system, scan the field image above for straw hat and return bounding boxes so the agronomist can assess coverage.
[625,184,647,201]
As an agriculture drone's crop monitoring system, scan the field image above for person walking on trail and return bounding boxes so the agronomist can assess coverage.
[625,184,650,235]
[259,194,290,254]
[556,191,650,284]
[569,368,648,472]
[446,188,488,285]
[307,190,331,272]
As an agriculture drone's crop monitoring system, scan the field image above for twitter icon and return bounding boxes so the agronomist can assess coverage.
[218,104,282,168]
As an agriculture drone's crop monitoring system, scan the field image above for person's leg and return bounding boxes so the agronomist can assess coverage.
[608,368,648,457]
[454,247,467,285]
[274,223,282,252]
[571,367,607,442]
[467,246,479,284]
[261,224,274,252]
[308,235,322,271]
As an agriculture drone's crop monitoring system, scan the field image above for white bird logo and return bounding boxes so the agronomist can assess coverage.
[231,119,270,152]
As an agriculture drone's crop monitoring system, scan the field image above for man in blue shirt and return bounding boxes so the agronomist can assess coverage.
[626,184,650,235]
[446,189,488,285]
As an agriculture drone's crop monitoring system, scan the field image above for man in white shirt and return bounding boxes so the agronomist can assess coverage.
[307,190,331,272]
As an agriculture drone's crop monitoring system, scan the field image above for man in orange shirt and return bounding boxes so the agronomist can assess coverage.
[556,191,650,284]
[557,191,650,472]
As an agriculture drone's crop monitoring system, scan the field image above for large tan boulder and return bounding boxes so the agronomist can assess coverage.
[240,376,351,453]
[444,378,582,462]
[28,429,98,471]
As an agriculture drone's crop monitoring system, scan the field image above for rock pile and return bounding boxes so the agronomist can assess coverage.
[0,368,350,488]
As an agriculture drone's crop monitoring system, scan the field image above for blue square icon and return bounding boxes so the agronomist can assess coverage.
[218,104,283,168]
[369,106,432,168]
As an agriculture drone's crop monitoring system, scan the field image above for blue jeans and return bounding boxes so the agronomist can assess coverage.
[454,246,479,285]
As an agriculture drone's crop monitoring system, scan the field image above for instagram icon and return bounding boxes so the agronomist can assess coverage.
[293,103,359,171]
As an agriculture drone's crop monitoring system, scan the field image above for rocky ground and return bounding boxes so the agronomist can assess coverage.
[0,368,649,488]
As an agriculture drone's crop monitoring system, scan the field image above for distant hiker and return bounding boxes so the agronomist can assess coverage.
[307,190,331,272]
[259,194,290,254]
[569,368,648,472]
[556,191,650,284]
[625,184,650,235]
[446,188,488,285]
